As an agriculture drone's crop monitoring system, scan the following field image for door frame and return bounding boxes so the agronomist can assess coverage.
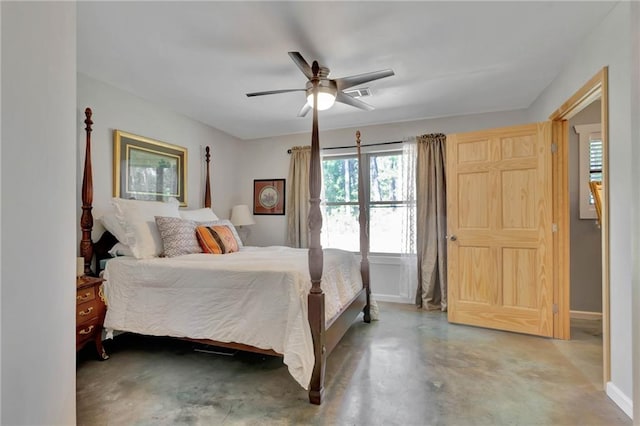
[549,67,610,384]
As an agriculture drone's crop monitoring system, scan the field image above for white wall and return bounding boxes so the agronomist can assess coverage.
[0,1,3,419]
[77,73,243,242]
[0,3,3,419]
[527,2,634,417]
[1,2,77,424]
[630,2,640,422]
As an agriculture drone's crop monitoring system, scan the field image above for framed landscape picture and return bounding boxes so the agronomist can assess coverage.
[253,179,285,215]
[113,130,187,206]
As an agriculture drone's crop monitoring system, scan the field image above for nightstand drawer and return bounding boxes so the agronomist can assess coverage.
[76,320,100,343]
[76,299,101,325]
[76,287,96,304]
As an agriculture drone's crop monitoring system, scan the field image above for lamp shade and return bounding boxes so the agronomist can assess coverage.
[230,204,255,226]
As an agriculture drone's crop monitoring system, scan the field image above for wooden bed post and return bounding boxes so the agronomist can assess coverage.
[307,61,326,405]
[356,131,372,323]
[204,146,212,209]
[80,107,95,275]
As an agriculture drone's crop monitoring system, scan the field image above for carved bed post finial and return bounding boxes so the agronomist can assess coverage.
[204,146,212,208]
[80,108,95,275]
[356,131,371,322]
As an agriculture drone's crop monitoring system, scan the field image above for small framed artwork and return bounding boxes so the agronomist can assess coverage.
[113,130,187,206]
[253,179,285,215]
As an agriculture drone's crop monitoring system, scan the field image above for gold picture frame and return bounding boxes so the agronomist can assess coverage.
[113,130,187,206]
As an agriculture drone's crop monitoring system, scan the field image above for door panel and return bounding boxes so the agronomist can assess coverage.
[458,173,490,228]
[447,122,553,337]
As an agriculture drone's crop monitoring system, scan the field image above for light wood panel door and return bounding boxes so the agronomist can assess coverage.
[447,122,554,337]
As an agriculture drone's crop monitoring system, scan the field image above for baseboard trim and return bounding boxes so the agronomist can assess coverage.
[570,310,602,320]
[372,293,412,304]
[606,381,633,419]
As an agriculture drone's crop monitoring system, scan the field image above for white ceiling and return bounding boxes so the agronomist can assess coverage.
[77,1,617,140]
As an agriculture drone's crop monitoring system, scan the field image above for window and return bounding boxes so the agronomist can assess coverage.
[575,123,603,219]
[321,151,410,254]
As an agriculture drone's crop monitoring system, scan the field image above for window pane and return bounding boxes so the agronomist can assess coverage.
[321,205,359,252]
[370,153,403,202]
[589,138,603,174]
[322,151,409,254]
[322,157,359,203]
[590,172,602,181]
[588,138,603,205]
[370,204,407,253]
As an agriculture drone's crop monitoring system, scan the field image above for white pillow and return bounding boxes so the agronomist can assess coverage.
[99,212,129,243]
[179,208,219,222]
[112,198,181,258]
[108,242,134,257]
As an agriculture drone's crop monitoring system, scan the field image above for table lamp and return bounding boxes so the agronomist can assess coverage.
[230,204,256,244]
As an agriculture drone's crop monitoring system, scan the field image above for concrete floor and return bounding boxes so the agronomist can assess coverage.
[76,302,630,426]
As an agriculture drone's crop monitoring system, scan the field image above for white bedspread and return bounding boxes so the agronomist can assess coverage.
[102,246,363,389]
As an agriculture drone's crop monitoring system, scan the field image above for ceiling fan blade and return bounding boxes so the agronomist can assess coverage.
[288,51,313,79]
[246,89,305,97]
[297,103,312,117]
[334,69,395,91]
[336,92,375,111]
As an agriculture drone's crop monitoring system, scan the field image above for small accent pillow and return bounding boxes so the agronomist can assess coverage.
[155,216,202,257]
[201,219,244,248]
[179,208,219,222]
[196,225,239,254]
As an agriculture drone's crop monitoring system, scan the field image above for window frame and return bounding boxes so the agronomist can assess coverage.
[575,123,602,220]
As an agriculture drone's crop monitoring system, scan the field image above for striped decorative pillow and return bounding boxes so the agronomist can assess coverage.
[195,225,239,254]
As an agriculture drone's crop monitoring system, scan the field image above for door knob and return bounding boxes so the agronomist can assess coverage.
[449,235,457,241]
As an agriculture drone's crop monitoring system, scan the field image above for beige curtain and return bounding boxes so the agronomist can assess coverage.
[286,146,311,248]
[415,133,447,311]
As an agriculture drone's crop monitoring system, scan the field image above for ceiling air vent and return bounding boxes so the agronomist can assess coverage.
[343,87,371,98]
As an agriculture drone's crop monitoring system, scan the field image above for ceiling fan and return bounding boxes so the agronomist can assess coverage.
[246,52,394,117]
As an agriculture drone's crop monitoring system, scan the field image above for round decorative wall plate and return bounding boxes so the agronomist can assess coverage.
[259,185,279,209]
[253,179,285,215]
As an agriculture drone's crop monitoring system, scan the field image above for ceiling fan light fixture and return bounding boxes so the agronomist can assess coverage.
[306,80,337,111]
[246,52,394,117]
[307,91,336,111]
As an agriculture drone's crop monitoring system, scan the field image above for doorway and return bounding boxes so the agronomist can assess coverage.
[549,67,610,386]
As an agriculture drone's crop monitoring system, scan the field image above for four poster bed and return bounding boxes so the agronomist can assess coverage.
[79,107,371,405]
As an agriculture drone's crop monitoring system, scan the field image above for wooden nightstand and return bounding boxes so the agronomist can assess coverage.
[76,276,108,360]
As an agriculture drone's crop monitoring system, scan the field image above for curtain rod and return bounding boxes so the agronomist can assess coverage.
[287,140,403,154]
